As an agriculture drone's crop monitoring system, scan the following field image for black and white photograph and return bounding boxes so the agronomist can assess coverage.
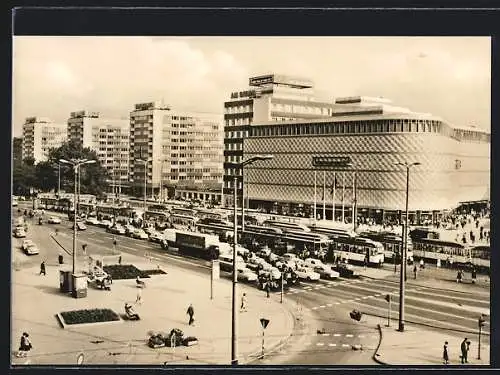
[11,31,491,366]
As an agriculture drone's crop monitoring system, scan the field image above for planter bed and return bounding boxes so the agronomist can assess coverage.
[142,268,167,276]
[57,308,122,329]
[103,264,150,280]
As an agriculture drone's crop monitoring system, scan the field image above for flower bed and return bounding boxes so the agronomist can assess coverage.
[60,308,120,325]
[142,268,167,276]
[103,264,150,280]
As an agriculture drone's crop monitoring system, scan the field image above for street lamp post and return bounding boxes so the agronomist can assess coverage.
[394,161,421,332]
[231,154,273,365]
[59,158,96,275]
[57,163,61,195]
[136,159,150,226]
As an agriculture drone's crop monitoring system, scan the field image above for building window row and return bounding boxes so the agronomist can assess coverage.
[225,118,252,127]
[224,143,243,151]
[224,104,252,115]
[225,130,249,139]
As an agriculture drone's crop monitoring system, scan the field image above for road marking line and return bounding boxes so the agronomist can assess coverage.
[333,333,341,337]
[321,333,330,336]
[354,297,361,301]
[319,305,326,308]
[312,307,318,310]
[342,344,350,348]
[334,302,341,305]
[316,342,325,346]
[362,296,370,299]
[358,335,365,338]
[328,343,336,347]
[326,303,332,307]
[345,334,354,338]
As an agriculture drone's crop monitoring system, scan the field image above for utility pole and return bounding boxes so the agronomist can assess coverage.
[231,176,239,365]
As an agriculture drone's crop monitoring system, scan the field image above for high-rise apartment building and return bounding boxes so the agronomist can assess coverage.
[67,110,130,192]
[22,117,67,163]
[129,101,223,199]
[223,73,337,207]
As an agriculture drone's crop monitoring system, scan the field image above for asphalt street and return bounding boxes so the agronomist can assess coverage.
[11,206,490,365]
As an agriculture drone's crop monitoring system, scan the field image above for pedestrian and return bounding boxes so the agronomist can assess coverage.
[471,268,477,284]
[363,256,368,270]
[39,261,46,276]
[118,256,122,265]
[265,281,271,298]
[135,288,142,305]
[457,270,462,283]
[443,341,449,365]
[460,337,469,364]
[240,293,247,312]
[17,332,32,358]
[82,243,87,255]
[413,265,417,279]
[186,303,195,325]
[58,253,64,265]
[419,258,425,269]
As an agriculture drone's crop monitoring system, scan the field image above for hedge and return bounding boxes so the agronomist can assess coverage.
[60,308,120,325]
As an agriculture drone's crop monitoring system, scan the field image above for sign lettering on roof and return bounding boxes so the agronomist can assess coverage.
[312,156,352,168]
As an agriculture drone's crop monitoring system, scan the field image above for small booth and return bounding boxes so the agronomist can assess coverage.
[71,274,88,299]
[59,270,73,293]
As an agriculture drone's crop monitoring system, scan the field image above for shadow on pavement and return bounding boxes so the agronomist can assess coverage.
[35,284,67,296]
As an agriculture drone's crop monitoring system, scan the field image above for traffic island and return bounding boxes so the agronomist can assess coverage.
[102,264,151,280]
[56,308,122,329]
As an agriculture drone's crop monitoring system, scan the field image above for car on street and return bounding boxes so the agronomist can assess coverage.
[21,239,35,251]
[295,267,320,281]
[144,227,156,236]
[85,217,100,226]
[332,263,359,278]
[72,222,87,231]
[282,252,299,263]
[14,228,26,238]
[108,225,126,235]
[312,265,340,280]
[131,229,149,240]
[148,231,163,243]
[258,266,282,280]
[47,216,62,224]
[98,219,113,228]
[237,267,258,282]
[24,243,40,255]
[304,258,327,269]
[12,200,18,207]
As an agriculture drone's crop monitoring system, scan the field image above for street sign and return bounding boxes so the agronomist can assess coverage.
[212,260,220,280]
[260,318,270,329]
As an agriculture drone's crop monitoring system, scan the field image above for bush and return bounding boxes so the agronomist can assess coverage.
[142,268,167,276]
[60,308,120,325]
[103,264,150,280]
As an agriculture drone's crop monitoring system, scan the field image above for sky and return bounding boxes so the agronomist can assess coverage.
[12,36,491,137]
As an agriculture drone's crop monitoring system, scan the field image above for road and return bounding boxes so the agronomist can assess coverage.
[11,206,490,365]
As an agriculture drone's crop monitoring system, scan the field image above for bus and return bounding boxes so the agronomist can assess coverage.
[144,210,169,222]
[280,231,330,255]
[262,220,311,233]
[412,238,471,265]
[328,234,385,266]
[359,231,414,264]
[469,245,490,270]
[171,207,197,217]
[169,214,198,229]
[196,223,234,242]
[196,209,228,222]
[309,225,356,238]
[161,229,220,260]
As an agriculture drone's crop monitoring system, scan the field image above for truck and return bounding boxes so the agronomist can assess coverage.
[161,229,220,260]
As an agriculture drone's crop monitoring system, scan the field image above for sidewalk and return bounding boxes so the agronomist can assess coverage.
[11,252,296,366]
[375,324,490,366]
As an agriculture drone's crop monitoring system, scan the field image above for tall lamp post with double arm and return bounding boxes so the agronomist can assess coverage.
[230,154,273,366]
[394,161,421,332]
[59,158,96,274]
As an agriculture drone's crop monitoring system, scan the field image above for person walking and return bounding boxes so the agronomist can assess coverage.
[82,243,87,255]
[186,304,195,326]
[265,281,271,298]
[471,268,477,284]
[17,332,32,358]
[363,256,368,270]
[135,288,142,305]
[58,253,64,265]
[39,261,46,276]
[240,293,247,312]
[460,337,469,364]
[413,264,418,279]
[456,270,462,283]
[118,255,122,265]
[443,341,449,365]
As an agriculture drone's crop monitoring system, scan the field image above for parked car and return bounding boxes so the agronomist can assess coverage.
[47,216,62,224]
[149,231,163,243]
[131,229,149,240]
[237,268,258,282]
[85,217,100,226]
[124,225,136,236]
[72,222,87,231]
[21,239,35,251]
[295,267,320,281]
[109,225,126,235]
[14,228,26,238]
[258,266,282,280]
[313,266,340,280]
[332,263,359,278]
[282,252,299,262]
[25,243,40,255]
[304,258,326,269]
[98,219,113,228]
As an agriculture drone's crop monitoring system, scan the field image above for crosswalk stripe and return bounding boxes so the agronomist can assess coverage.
[316,342,325,346]
[342,344,350,347]
[328,343,336,347]
[333,333,341,337]
[345,334,354,338]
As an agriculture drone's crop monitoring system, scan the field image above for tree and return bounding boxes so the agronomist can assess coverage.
[43,139,111,197]
[12,158,36,196]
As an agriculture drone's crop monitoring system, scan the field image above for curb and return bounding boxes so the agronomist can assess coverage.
[372,324,388,366]
[243,300,297,364]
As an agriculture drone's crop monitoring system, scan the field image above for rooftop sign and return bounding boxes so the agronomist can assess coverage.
[312,156,352,168]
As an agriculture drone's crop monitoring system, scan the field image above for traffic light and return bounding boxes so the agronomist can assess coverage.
[478,315,486,328]
[349,309,362,321]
